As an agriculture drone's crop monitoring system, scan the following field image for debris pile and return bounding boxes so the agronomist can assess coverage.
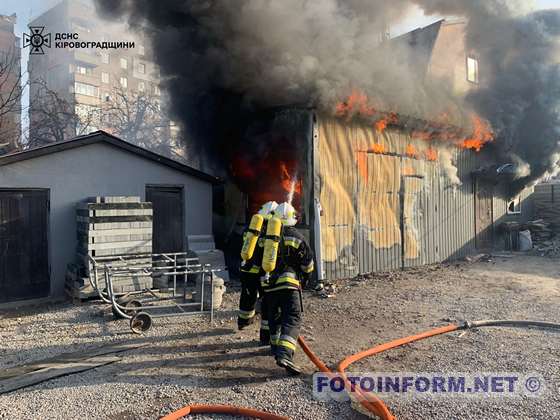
[500,219,559,256]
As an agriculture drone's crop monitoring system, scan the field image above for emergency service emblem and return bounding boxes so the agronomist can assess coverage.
[23,27,51,55]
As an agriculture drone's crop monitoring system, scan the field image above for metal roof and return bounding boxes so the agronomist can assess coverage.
[0,131,221,184]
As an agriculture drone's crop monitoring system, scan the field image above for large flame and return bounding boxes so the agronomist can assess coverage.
[461,115,494,152]
[281,163,302,195]
[335,91,494,153]
[232,157,302,215]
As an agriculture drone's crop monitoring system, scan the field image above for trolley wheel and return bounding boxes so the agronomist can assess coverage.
[124,300,142,316]
[130,312,153,334]
[111,296,135,319]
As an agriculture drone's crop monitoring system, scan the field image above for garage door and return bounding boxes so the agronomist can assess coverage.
[146,186,184,254]
[0,189,50,303]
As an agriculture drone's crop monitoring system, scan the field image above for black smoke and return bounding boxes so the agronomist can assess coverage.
[94,0,560,194]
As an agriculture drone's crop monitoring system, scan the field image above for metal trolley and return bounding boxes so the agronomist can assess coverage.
[88,252,221,333]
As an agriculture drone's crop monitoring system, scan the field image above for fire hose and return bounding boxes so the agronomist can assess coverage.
[160,403,289,420]
[161,320,560,420]
[299,320,560,420]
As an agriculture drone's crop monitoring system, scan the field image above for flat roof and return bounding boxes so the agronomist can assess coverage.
[0,131,221,184]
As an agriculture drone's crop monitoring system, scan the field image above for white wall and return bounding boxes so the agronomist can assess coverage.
[0,142,213,298]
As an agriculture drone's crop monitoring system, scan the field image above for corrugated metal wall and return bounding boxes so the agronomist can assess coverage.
[314,116,478,279]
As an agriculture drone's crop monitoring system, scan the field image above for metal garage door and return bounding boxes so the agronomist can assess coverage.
[145,185,185,253]
[0,189,50,303]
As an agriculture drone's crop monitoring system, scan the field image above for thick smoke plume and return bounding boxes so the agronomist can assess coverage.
[95,0,560,195]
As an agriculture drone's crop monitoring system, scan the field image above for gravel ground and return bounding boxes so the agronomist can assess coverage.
[1,255,559,419]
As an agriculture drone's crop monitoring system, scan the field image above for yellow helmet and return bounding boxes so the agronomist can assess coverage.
[274,202,297,226]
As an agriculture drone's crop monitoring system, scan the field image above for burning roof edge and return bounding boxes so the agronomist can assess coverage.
[0,130,221,184]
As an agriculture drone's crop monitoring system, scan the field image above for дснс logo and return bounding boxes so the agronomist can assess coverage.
[23,27,51,55]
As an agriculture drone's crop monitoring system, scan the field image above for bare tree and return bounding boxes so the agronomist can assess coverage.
[101,85,167,144]
[28,77,185,160]
[100,84,185,159]
[0,47,25,153]
[27,78,98,148]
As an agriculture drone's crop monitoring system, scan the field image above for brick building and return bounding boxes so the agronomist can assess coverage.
[27,0,181,157]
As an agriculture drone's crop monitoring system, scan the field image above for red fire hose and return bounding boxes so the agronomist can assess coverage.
[160,403,289,420]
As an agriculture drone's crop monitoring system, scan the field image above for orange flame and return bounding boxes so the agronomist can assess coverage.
[374,112,398,133]
[406,144,418,158]
[280,162,302,194]
[374,119,388,132]
[424,148,438,161]
[336,90,376,118]
[461,115,494,152]
[369,143,386,154]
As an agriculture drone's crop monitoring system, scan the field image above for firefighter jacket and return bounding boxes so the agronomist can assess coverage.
[239,219,268,275]
[261,226,315,293]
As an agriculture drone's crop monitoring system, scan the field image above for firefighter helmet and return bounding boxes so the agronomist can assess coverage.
[258,201,278,217]
[275,202,297,227]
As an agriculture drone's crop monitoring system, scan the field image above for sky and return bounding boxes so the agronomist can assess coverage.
[1,0,559,132]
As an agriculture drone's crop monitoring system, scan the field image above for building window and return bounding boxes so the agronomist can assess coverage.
[120,57,128,70]
[467,56,479,84]
[137,62,146,74]
[76,65,92,75]
[154,85,160,96]
[138,81,145,92]
[507,196,521,215]
[74,81,98,97]
[103,92,111,102]
[139,45,145,56]
[120,76,128,88]
[101,72,109,84]
[101,52,109,64]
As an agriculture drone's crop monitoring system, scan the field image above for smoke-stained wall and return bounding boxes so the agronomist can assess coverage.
[315,115,479,278]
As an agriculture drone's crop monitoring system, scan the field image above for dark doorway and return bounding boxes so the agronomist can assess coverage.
[475,179,494,250]
[0,189,50,303]
[145,185,184,254]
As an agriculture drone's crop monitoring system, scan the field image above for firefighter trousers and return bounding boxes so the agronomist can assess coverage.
[266,289,302,360]
[238,272,269,337]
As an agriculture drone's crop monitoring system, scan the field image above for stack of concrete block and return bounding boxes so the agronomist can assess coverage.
[66,196,154,302]
[64,262,97,303]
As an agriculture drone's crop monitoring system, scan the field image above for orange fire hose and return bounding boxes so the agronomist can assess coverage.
[298,323,460,420]
[160,403,289,420]
[161,320,558,419]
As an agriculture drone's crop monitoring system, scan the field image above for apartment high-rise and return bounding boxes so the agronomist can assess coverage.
[28,0,181,157]
[0,13,22,153]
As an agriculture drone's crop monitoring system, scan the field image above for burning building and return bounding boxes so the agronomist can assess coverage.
[94,1,558,280]
[223,106,533,281]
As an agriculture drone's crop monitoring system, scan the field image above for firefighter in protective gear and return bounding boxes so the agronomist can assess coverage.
[261,202,314,375]
[238,201,278,345]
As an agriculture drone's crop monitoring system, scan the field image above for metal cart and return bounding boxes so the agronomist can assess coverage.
[88,252,221,333]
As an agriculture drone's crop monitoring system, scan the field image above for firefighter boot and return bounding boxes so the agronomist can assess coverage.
[259,320,270,346]
[276,355,302,376]
[237,315,255,331]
